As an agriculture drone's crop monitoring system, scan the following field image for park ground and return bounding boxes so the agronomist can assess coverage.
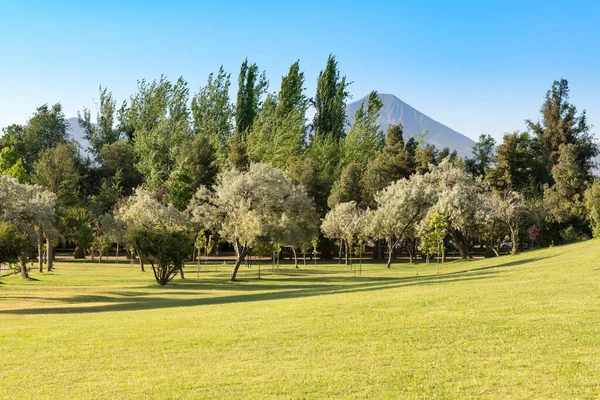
[0,240,599,399]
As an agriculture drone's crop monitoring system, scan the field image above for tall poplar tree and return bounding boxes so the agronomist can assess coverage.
[191,66,234,164]
[312,55,350,141]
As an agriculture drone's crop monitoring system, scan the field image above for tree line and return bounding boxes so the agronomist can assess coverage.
[0,55,598,284]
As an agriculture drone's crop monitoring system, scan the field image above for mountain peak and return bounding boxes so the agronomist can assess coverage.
[346,94,475,158]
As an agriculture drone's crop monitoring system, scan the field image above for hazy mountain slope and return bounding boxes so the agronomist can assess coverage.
[346,93,475,158]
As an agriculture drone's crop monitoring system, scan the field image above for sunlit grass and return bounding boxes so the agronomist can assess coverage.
[1,241,599,398]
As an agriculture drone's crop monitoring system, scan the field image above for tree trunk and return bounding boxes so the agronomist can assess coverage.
[38,231,44,272]
[115,242,119,264]
[230,240,248,281]
[386,239,394,268]
[450,230,470,259]
[179,264,185,279]
[407,239,414,264]
[19,254,28,278]
[344,240,350,266]
[136,249,145,272]
[292,247,298,268]
[510,226,518,255]
[46,236,54,271]
[338,240,343,264]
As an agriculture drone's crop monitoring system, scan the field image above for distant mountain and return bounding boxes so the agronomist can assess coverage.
[66,117,92,157]
[346,93,475,158]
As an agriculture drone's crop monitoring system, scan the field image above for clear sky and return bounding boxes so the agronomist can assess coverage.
[1,0,598,142]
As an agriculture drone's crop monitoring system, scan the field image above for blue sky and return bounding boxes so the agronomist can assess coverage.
[1,0,598,143]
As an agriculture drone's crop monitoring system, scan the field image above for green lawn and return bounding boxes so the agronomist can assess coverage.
[1,241,599,399]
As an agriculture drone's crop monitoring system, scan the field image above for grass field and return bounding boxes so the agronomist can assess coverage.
[1,240,599,399]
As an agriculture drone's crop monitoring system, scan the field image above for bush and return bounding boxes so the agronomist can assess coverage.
[127,226,193,285]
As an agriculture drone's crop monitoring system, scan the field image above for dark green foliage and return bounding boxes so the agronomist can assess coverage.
[18,104,69,172]
[486,131,547,194]
[328,163,362,207]
[543,143,588,224]
[0,222,28,267]
[126,226,193,285]
[235,59,268,139]
[361,124,412,208]
[526,79,597,176]
[34,142,82,207]
[165,134,218,211]
[465,134,496,177]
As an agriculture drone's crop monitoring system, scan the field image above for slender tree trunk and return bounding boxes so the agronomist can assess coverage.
[136,249,145,272]
[179,264,185,279]
[292,247,298,268]
[510,226,518,255]
[338,240,343,264]
[115,242,119,264]
[19,254,28,278]
[386,239,394,268]
[46,236,54,271]
[197,250,201,276]
[303,250,307,266]
[38,231,44,272]
[230,240,248,281]
[344,240,350,266]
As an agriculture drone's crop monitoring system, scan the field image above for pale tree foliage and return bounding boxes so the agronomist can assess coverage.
[189,163,314,281]
[485,189,526,255]
[116,188,189,276]
[0,176,57,278]
[428,159,484,258]
[95,213,127,262]
[367,173,437,268]
[117,188,188,229]
[280,185,319,268]
[321,201,364,266]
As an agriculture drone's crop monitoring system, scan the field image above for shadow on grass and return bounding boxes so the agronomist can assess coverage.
[0,256,550,315]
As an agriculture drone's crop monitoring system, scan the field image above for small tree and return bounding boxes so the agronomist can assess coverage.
[367,172,437,268]
[322,202,364,267]
[418,213,448,273]
[486,190,526,255]
[127,226,193,285]
[189,163,314,281]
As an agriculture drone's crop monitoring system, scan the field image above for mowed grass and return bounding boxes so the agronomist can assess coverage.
[1,241,600,399]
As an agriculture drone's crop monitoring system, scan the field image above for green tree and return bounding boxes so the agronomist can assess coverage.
[235,59,268,139]
[465,134,496,178]
[247,62,308,169]
[486,131,546,194]
[20,104,69,172]
[526,79,597,176]
[78,86,120,158]
[328,162,362,207]
[343,90,384,168]
[191,66,234,164]
[125,76,192,191]
[0,146,29,183]
[543,143,588,225]
[126,226,193,285]
[312,55,350,141]
[33,142,82,207]
[584,179,600,237]
[361,123,412,208]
